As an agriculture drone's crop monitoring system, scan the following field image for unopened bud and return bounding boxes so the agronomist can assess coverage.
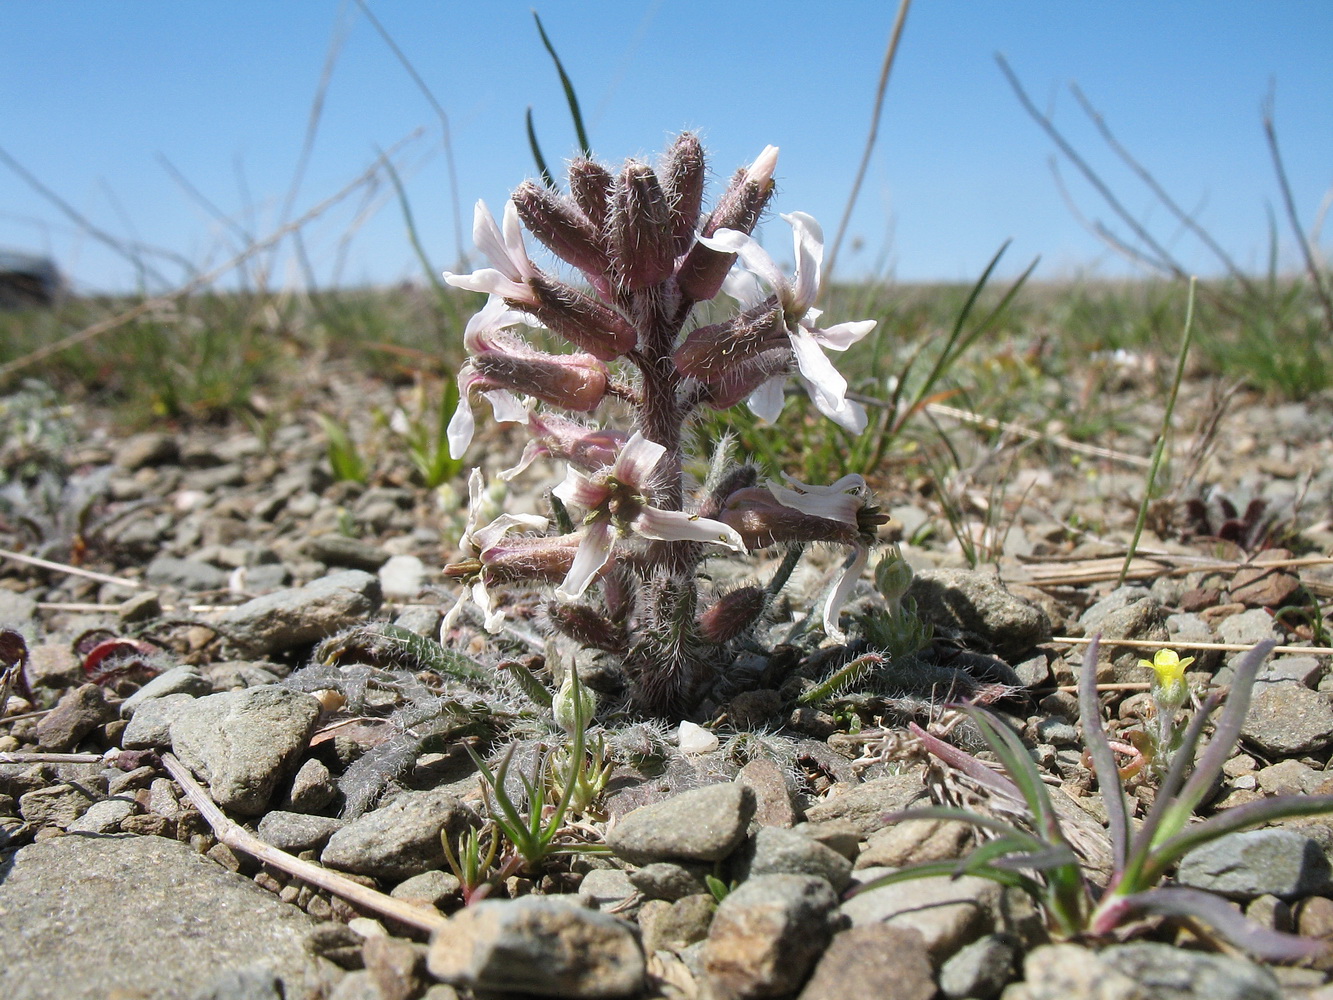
[676,146,778,301]
[568,158,613,231]
[874,550,914,607]
[660,132,706,257]
[546,600,628,653]
[512,180,609,279]
[552,668,598,735]
[470,350,608,412]
[698,586,767,643]
[609,160,675,289]
[481,532,582,584]
[674,303,785,379]
[527,276,638,360]
[718,486,860,550]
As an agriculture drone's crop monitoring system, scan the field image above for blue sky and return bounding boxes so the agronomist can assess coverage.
[3,1,1330,292]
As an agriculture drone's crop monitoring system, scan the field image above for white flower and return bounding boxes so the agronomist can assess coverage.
[442,469,548,634]
[700,212,875,432]
[443,200,540,304]
[553,432,745,600]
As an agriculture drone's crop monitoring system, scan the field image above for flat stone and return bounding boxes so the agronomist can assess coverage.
[798,925,935,1000]
[731,826,853,893]
[119,665,211,717]
[1240,682,1333,755]
[1176,829,1333,900]
[321,788,475,881]
[65,796,136,834]
[1100,941,1280,1000]
[1217,608,1282,646]
[736,758,798,828]
[306,534,390,572]
[379,555,425,600]
[639,894,715,953]
[628,861,711,901]
[908,569,1051,660]
[256,810,344,852]
[703,874,838,1000]
[391,870,461,908]
[426,896,645,998]
[214,569,382,657]
[842,870,1001,961]
[145,555,230,591]
[802,771,927,836]
[0,834,330,1000]
[35,683,116,751]
[857,816,973,869]
[607,783,755,865]
[18,782,96,829]
[939,932,1019,1000]
[1000,943,1146,1000]
[578,868,637,910]
[170,685,321,815]
[121,692,195,749]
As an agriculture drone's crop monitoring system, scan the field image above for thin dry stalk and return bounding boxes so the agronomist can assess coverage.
[0,547,145,590]
[1053,635,1333,658]
[921,401,1152,468]
[161,752,448,936]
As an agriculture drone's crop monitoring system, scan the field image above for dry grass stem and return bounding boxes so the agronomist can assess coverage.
[0,547,146,590]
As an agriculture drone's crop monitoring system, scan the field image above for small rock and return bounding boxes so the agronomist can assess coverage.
[1256,759,1324,796]
[379,555,425,600]
[939,932,1018,1000]
[306,534,391,572]
[19,782,96,828]
[114,431,179,470]
[607,783,755,866]
[731,826,853,893]
[736,758,798,828]
[214,570,383,657]
[578,868,637,910]
[23,642,80,690]
[842,870,1000,961]
[117,589,163,623]
[321,788,475,881]
[1256,655,1323,688]
[1217,607,1281,646]
[798,925,935,1000]
[285,756,339,813]
[628,862,711,902]
[35,682,116,751]
[1000,942,1146,1000]
[391,870,461,908]
[0,589,38,627]
[1240,681,1333,755]
[1176,828,1333,899]
[65,796,136,834]
[363,934,425,1000]
[678,721,719,755]
[1100,941,1280,1000]
[639,894,715,953]
[802,771,927,836]
[703,874,838,1000]
[119,665,212,717]
[257,810,345,852]
[145,555,230,592]
[121,692,196,749]
[908,569,1051,661]
[856,816,972,869]
[793,821,862,862]
[426,896,645,998]
[170,685,322,815]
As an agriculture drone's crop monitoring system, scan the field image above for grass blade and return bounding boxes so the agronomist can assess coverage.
[1077,635,1131,869]
[531,10,591,156]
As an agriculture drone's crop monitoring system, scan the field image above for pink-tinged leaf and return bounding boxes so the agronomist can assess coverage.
[81,638,158,683]
[907,720,1022,801]
[1102,886,1327,961]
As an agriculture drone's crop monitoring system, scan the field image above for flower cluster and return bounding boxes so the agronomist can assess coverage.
[441,135,884,714]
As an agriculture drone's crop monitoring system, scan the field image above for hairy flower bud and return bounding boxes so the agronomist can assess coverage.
[698,586,767,644]
[677,145,778,301]
[527,275,638,360]
[609,160,676,289]
[660,132,706,257]
[674,303,786,379]
[512,180,609,281]
[469,350,608,412]
[546,601,628,653]
[568,157,613,231]
[479,532,582,585]
[718,486,861,550]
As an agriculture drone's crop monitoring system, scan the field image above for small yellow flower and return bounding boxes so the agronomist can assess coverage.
[1140,648,1195,700]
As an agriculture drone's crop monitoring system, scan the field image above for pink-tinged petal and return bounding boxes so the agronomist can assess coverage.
[802,380,868,433]
[632,506,745,551]
[745,144,780,185]
[441,589,468,635]
[698,228,789,303]
[444,267,534,303]
[485,390,528,424]
[720,267,767,309]
[807,318,876,351]
[767,478,861,524]
[446,382,476,459]
[789,327,850,413]
[747,377,786,423]
[553,466,608,510]
[781,212,824,314]
[501,200,534,278]
[498,439,544,482]
[473,512,549,553]
[555,519,615,600]
[823,545,869,642]
[470,200,513,276]
[613,432,667,487]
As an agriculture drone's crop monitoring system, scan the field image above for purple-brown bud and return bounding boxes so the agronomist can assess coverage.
[677,146,778,302]
[698,586,767,644]
[568,157,614,232]
[660,132,706,257]
[512,180,609,280]
[717,486,861,550]
[546,600,628,653]
[674,302,785,378]
[470,350,608,413]
[480,532,582,585]
[526,276,638,360]
[609,160,676,289]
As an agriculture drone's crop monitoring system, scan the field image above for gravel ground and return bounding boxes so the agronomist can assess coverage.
[2,365,1332,1000]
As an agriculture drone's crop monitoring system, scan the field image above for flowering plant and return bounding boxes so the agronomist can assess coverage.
[441,135,886,715]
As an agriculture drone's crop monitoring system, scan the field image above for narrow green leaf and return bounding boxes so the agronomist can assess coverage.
[531,10,591,156]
